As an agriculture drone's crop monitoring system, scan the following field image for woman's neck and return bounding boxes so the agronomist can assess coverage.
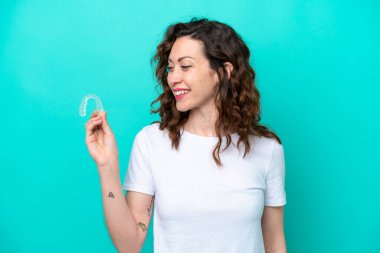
[183,106,235,137]
[183,105,217,137]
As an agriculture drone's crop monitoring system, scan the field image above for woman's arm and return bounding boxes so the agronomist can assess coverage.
[261,206,287,253]
[99,166,155,253]
[99,168,140,253]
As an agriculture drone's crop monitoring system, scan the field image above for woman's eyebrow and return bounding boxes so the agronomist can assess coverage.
[168,56,195,63]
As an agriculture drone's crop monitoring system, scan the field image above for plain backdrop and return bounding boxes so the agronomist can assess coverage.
[0,0,379,252]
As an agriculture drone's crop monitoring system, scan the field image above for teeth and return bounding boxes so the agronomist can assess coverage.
[174,90,190,96]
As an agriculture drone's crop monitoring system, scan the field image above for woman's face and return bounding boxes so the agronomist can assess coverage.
[166,36,219,112]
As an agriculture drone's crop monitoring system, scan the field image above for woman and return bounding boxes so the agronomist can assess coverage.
[85,17,287,253]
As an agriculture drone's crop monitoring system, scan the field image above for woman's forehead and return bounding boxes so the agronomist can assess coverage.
[169,37,204,61]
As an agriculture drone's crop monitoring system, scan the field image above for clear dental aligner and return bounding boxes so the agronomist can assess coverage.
[79,94,104,117]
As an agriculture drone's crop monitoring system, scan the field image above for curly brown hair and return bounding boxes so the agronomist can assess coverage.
[149,17,281,167]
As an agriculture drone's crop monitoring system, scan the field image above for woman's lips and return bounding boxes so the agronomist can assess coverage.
[175,91,190,100]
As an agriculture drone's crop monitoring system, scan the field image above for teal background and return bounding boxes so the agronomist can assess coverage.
[1,0,379,252]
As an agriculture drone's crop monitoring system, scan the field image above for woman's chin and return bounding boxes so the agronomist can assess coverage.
[176,104,191,112]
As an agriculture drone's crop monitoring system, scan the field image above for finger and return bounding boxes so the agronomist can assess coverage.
[100,111,112,134]
[86,118,103,138]
[88,117,103,129]
[85,113,102,127]
[86,118,102,132]
[91,110,99,118]
[86,120,102,139]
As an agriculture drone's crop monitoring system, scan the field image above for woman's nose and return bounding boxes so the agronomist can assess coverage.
[167,67,182,86]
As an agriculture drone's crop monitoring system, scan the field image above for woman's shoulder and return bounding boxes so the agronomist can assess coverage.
[141,121,164,133]
[248,134,283,154]
[136,122,167,141]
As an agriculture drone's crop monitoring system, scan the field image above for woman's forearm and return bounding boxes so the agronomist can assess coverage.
[265,238,287,253]
[99,166,139,253]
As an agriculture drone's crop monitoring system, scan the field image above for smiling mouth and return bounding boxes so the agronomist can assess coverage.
[173,90,191,96]
[174,90,190,100]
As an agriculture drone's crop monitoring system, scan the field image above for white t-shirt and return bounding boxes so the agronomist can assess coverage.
[122,122,286,253]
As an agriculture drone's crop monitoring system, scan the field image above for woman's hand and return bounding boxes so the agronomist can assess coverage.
[85,110,119,172]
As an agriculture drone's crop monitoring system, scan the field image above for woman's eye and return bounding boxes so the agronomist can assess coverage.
[166,66,191,73]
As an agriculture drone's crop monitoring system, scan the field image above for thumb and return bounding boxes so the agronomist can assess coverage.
[101,111,112,133]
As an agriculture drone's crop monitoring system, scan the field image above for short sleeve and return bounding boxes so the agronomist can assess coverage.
[264,140,286,206]
[122,130,155,196]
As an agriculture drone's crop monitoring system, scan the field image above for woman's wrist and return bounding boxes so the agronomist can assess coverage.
[98,161,120,177]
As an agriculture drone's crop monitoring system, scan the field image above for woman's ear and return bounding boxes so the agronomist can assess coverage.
[224,62,233,80]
